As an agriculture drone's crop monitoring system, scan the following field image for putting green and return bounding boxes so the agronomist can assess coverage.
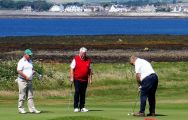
[0,99,187,120]
[50,116,115,120]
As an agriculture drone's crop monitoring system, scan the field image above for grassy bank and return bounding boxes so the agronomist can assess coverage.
[0,35,188,62]
[0,61,188,100]
[0,35,188,54]
[0,35,188,45]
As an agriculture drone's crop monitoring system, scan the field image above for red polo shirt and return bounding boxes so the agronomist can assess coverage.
[73,55,91,82]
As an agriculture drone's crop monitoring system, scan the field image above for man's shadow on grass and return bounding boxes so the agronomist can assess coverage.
[39,110,54,113]
[155,114,167,116]
[89,110,104,112]
[26,111,54,114]
[28,110,103,114]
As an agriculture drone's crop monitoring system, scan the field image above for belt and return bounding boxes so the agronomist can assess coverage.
[18,77,32,82]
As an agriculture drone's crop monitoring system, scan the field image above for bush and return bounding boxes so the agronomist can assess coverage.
[0,59,69,90]
[0,60,46,90]
[0,60,18,90]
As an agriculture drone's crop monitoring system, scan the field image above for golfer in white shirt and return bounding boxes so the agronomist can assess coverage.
[130,56,158,117]
[17,49,41,114]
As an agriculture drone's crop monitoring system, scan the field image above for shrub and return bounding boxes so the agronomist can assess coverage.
[0,60,46,90]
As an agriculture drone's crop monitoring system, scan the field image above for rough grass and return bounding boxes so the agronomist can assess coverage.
[0,35,188,45]
[1,35,188,63]
[1,61,188,101]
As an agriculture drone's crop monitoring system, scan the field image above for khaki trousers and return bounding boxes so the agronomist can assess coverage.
[17,78,36,111]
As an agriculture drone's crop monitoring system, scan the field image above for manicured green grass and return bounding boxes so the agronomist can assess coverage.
[0,99,188,120]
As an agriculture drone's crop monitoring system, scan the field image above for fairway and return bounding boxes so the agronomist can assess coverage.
[0,99,188,120]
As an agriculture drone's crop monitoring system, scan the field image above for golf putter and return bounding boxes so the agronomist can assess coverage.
[68,83,73,110]
[133,90,140,113]
[128,90,140,116]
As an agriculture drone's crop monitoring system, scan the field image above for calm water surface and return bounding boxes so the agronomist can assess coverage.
[0,18,188,36]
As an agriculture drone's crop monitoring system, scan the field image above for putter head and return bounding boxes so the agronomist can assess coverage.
[127,113,134,116]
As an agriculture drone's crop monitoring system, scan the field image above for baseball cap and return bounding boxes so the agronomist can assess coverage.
[24,49,33,55]
[80,47,87,53]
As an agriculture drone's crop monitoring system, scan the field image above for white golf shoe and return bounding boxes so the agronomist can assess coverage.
[74,108,80,112]
[18,108,27,114]
[80,108,89,112]
[29,109,41,114]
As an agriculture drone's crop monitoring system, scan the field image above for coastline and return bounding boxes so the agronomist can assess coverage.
[1,10,188,18]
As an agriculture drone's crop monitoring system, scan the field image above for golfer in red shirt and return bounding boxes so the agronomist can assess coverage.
[70,47,92,112]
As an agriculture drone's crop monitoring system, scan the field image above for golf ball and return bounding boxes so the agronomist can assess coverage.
[128,113,130,116]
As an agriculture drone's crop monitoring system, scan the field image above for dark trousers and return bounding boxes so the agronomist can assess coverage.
[74,80,88,109]
[140,73,158,114]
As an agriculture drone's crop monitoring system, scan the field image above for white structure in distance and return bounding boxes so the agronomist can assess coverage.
[49,5,64,12]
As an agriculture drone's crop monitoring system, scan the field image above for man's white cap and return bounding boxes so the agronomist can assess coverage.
[80,47,87,53]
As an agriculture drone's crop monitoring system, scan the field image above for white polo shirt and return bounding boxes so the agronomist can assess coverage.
[70,59,76,69]
[17,57,33,80]
[135,58,155,81]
